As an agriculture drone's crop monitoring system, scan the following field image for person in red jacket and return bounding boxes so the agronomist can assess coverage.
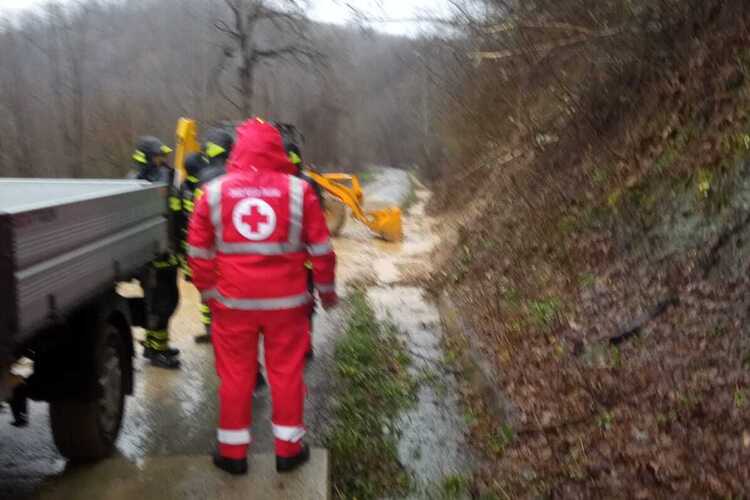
[187,118,337,476]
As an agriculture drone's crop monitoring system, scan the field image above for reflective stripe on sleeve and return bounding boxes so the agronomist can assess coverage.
[201,288,219,302]
[315,283,336,294]
[307,240,333,256]
[288,176,304,246]
[218,428,251,445]
[272,424,305,443]
[186,245,215,259]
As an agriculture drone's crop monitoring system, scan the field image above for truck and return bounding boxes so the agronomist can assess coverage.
[0,178,168,461]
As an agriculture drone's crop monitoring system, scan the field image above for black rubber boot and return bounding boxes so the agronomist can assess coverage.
[9,383,28,428]
[142,344,180,358]
[276,443,310,473]
[145,349,181,369]
[213,453,248,475]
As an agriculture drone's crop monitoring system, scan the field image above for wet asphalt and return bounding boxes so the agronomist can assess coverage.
[0,169,468,499]
[0,277,342,500]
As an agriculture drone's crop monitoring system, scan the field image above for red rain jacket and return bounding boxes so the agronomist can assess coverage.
[187,118,336,312]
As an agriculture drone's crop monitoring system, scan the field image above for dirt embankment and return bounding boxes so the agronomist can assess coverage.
[430,3,750,498]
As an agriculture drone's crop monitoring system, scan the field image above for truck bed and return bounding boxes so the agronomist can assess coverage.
[0,179,168,363]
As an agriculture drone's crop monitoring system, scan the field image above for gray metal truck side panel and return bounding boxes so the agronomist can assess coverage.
[1,179,165,270]
[15,217,166,344]
[0,179,168,361]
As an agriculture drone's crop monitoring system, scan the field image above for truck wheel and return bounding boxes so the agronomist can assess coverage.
[50,321,126,462]
[323,193,347,236]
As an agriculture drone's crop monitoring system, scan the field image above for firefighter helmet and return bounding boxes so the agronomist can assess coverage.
[133,136,172,164]
[203,128,234,159]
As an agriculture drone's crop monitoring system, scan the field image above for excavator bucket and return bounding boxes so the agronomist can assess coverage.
[304,169,404,242]
[368,207,403,242]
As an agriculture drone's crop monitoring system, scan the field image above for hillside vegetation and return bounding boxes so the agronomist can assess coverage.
[432,1,750,497]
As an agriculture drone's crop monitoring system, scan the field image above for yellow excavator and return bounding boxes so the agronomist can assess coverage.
[175,118,403,242]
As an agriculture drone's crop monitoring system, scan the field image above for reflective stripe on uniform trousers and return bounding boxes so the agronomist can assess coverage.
[218,428,251,445]
[169,196,182,212]
[152,254,179,268]
[272,424,305,443]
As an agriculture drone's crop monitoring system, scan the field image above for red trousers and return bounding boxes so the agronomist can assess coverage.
[213,307,310,459]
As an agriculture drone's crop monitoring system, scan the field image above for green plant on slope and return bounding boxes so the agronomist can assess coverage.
[326,290,417,500]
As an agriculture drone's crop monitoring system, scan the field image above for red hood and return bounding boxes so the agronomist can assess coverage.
[227,118,295,175]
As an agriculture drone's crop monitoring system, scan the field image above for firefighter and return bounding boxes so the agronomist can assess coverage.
[132,136,182,369]
[187,118,337,475]
[186,128,235,344]
[179,151,208,279]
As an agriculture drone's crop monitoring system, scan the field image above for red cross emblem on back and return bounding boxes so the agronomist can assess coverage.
[232,198,277,241]
[243,205,270,233]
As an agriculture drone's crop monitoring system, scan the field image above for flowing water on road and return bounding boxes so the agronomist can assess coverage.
[335,182,473,497]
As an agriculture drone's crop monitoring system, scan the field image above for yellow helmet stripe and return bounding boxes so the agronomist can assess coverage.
[205,142,226,159]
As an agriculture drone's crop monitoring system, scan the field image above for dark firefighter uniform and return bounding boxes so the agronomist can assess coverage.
[274,123,323,359]
[179,152,208,279]
[131,136,182,369]
[180,129,234,344]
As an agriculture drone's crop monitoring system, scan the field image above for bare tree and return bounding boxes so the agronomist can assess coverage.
[213,0,323,117]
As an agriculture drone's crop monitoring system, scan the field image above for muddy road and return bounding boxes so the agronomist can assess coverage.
[0,169,467,499]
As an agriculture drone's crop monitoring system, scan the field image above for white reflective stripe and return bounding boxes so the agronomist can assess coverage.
[288,176,304,247]
[186,245,216,259]
[207,178,224,247]
[307,241,333,256]
[201,288,219,302]
[315,283,336,294]
[272,424,306,443]
[217,241,304,255]
[215,292,312,311]
[218,428,251,445]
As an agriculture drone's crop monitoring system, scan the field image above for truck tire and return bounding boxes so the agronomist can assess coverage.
[323,193,347,236]
[50,320,126,462]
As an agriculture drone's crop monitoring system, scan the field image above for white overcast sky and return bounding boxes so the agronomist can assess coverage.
[0,0,453,35]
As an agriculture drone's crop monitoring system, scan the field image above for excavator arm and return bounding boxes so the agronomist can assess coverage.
[305,170,403,242]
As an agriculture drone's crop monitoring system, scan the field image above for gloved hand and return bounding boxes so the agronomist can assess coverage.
[320,292,339,311]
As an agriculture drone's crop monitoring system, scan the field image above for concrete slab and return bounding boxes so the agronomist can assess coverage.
[35,450,329,500]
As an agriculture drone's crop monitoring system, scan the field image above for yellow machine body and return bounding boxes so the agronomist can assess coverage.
[174,118,200,182]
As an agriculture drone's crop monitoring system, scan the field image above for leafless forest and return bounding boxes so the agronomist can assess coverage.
[0,0,456,178]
